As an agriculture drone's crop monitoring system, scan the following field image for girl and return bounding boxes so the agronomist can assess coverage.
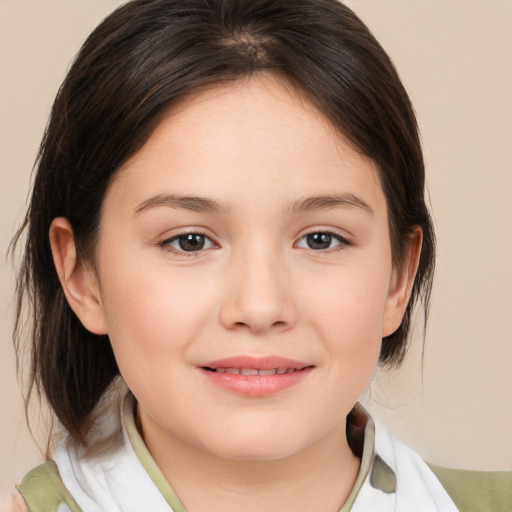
[10,0,511,511]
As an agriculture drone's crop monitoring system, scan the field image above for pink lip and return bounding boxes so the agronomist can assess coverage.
[199,356,314,397]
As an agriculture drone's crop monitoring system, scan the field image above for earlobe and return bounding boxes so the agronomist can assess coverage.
[382,227,423,337]
[49,217,108,335]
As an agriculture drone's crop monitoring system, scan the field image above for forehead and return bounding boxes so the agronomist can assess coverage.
[107,75,384,214]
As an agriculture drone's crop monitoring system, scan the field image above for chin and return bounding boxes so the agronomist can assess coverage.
[211,442,300,462]
[198,423,319,462]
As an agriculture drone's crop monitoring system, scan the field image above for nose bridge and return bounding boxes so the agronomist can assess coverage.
[219,239,296,333]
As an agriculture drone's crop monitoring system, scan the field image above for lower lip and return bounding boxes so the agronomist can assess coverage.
[200,368,313,397]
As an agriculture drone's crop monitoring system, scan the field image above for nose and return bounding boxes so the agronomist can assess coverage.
[219,247,298,334]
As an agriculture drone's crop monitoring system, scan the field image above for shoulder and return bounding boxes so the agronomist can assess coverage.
[16,460,82,512]
[370,418,512,511]
[4,493,28,512]
[428,463,512,512]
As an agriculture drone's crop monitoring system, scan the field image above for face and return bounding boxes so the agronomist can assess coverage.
[75,76,413,461]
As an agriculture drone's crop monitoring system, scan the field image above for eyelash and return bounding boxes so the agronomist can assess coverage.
[158,231,214,258]
[158,229,352,257]
[295,230,352,253]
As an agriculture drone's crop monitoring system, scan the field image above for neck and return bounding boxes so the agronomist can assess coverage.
[142,420,360,512]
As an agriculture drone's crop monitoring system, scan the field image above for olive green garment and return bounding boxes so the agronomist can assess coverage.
[17,458,512,511]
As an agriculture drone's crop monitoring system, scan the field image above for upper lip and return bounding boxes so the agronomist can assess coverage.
[200,355,313,371]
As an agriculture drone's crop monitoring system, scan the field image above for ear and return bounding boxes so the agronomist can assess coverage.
[382,227,423,337]
[49,217,108,335]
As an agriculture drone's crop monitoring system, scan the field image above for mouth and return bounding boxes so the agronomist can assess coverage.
[203,367,309,375]
[199,356,314,397]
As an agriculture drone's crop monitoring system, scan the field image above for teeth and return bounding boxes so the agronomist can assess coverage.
[240,368,258,376]
[258,369,277,376]
[214,367,297,375]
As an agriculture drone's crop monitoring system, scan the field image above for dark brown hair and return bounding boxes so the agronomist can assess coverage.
[13,0,435,445]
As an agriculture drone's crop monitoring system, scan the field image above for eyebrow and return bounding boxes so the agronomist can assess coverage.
[134,194,231,215]
[288,194,374,215]
[134,192,373,217]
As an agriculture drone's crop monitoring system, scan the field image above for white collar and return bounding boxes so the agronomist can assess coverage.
[52,390,457,512]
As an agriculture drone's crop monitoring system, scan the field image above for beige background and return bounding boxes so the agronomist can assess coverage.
[1,0,511,502]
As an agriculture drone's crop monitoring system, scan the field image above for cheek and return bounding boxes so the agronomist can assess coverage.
[305,265,390,338]
[302,265,389,377]
[98,258,214,376]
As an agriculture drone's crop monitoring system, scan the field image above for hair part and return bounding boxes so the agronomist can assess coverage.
[13,0,435,446]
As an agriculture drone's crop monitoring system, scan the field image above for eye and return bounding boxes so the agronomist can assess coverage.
[161,232,215,253]
[296,231,350,251]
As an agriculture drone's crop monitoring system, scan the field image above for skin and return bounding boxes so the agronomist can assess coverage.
[7,494,27,512]
[50,75,421,512]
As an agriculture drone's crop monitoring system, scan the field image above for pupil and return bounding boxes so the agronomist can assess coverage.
[307,233,331,250]
[179,234,205,251]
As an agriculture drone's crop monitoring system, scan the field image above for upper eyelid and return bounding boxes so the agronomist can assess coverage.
[298,228,352,242]
[160,228,213,243]
[294,230,353,254]
[159,232,216,257]
[157,227,352,248]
